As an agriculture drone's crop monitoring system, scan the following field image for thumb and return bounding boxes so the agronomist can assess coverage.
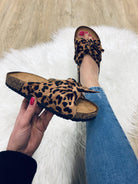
[24,97,37,125]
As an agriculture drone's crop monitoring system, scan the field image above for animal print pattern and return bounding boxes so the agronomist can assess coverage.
[74,38,104,68]
[21,78,97,119]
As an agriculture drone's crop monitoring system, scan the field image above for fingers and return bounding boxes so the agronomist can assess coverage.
[19,98,42,115]
[19,98,29,114]
[18,96,53,131]
[40,110,53,122]
[39,110,53,131]
[23,97,37,126]
[35,104,43,116]
[20,98,43,116]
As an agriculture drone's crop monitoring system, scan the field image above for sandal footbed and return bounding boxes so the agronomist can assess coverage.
[6,72,98,121]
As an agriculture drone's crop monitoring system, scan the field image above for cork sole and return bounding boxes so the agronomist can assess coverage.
[6,72,98,121]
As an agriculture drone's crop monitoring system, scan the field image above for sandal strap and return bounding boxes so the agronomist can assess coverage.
[74,38,104,67]
[21,78,97,118]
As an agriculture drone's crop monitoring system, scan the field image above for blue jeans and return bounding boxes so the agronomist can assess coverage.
[85,87,138,184]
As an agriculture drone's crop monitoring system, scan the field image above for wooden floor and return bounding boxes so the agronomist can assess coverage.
[0,0,138,156]
[0,0,138,56]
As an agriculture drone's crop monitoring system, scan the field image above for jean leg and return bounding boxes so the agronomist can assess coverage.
[85,87,138,184]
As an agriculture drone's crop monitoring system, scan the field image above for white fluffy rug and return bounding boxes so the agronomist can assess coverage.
[0,26,138,184]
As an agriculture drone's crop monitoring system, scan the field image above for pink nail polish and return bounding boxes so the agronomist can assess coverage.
[30,97,35,105]
[84,31,88,34]
[89,34,92,37]
[79,31,84,36]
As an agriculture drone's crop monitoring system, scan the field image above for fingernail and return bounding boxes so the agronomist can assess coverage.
[30,97,35,105]
[84,31,88,34]
[79,31,84,36]
[89,34,92,37]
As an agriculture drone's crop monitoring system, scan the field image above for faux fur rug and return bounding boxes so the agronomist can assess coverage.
[0,26,138,184]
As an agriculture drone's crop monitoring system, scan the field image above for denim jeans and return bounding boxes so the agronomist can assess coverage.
[85,87,138,184]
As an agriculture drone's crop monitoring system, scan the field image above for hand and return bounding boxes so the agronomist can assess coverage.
[7,97,53,156]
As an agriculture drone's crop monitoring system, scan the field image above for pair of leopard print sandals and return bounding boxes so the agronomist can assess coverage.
[6,26,104,121]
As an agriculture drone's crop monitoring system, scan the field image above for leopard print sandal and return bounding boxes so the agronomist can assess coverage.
[74,26,104,83]
[6,72,99,121]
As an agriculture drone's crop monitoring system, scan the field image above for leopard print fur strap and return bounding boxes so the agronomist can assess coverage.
[74,38,104,68]
[21,78,97,119]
